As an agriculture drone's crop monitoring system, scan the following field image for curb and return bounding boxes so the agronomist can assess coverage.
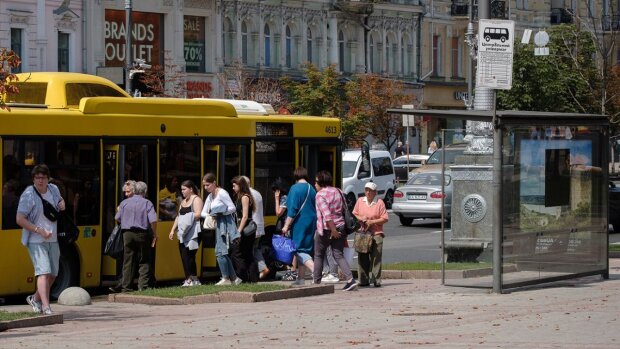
[610,251,620,258]
[0,314,63,332]
[108,284,334,305]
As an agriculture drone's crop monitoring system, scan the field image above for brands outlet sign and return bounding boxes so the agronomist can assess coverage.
[104,10,163,67]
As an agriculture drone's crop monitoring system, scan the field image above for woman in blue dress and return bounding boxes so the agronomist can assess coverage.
[281,167,316,285]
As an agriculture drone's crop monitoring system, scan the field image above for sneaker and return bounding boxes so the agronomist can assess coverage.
[321,274,340,283]
[26,295,42,313]
[191,279,202,286]
[282,271,297,281]
[181,279,192,287]
[292,278,305,286]
[374,280,382,287]
[342,279,358,291]
[215,278,232,286]
[41,307,53,315]
[233,277,243,286]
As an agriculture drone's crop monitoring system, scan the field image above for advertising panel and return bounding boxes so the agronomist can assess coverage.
[184,16,206,72]
[104,10,163,67]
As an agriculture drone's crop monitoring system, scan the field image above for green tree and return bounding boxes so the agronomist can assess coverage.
[281,63,345,117]
[345,74,414,150]
[497,24,599,114]
[0,48,21,111]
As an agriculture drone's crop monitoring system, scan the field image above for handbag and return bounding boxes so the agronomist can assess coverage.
[338,190,360,235]
[32,185,59,222]
[104,224,124,259]
[271,234,296,264]
[242,220,257,236]
[353,231,373,254]
[57,211,80,244]
[202,200,216,230]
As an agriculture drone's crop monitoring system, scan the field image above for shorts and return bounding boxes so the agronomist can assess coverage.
[295,252,312,264]
[27,242,60,277]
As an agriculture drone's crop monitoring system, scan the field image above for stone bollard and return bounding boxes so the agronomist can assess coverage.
[57,287,91,306]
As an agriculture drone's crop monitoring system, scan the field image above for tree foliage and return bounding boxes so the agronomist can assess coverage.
[345,74,414,150]
[0,48,21,111]
[281,63,345,117]
[139,51,186,97]
[497,24,599,114]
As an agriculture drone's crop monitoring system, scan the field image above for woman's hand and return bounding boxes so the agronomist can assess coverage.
[329,229,341,239]
[58,198,66,211]
[281,224,289,237]
[274,189,280,200]
[168,231,174,240]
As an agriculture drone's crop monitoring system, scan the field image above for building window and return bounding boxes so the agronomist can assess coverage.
[241,22,248,64]
[286,26,292,68]
[370,35,376,73]
[58,32,70,72]
[223,18,234,65]
[433,35,442,77]
[264,24,271,67]
[307,28,313,64]
[452,37,462,78]
[10,28,23,73]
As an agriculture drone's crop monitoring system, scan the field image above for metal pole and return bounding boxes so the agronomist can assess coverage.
[492,90,502,293]
[441,128,446,285]
[466,1,474,110]
[125,0,133,94]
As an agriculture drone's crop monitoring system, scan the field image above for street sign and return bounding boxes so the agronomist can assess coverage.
[477,19,515,90]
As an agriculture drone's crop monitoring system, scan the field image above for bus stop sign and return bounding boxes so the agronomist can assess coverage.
[477,19,515,90]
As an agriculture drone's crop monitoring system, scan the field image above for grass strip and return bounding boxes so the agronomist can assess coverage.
[0,310,39,321]
[383,262,492,270]
[129,283,288,298]
[610,244,620,252]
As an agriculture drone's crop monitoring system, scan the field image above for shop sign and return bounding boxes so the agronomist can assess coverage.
[104,10,163,67]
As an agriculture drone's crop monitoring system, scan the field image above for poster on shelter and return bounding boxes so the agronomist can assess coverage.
[184,16,206,73]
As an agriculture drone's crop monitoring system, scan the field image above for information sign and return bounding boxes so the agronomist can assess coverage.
[477,19,515,90]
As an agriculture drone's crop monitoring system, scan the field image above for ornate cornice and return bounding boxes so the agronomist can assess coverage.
[9,10,31,25]
[185,0,210,9]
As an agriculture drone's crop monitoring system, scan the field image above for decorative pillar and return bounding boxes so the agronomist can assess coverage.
[328,16,338,67]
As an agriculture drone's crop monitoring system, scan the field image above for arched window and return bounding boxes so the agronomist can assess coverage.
[286,25,292,68]
[223,17,234,65]
[307,28,313,64]
[241,22,248,64]
[264,24,271,67]
[369,35,375,73]
[338,31,345,72]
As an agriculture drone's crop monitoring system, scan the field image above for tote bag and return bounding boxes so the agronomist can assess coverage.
[271,234,296,265]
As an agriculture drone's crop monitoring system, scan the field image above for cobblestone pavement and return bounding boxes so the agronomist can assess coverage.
[1,260,620,349]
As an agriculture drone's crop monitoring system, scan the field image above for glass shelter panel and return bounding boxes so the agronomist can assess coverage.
[441,129,495,288]
[501,125,607,288]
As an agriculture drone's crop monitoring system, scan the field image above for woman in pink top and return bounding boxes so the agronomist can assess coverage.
[352,182,389,287]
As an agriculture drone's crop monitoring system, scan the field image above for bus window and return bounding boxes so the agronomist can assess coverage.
[255,141,295,216]
[221,144,249,195]
[2,139,100,228]
[159,139,201,221]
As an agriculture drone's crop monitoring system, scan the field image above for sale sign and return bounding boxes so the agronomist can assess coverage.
[104,10,163,67]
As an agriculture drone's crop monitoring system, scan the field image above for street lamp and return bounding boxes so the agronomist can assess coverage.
[124,0,133,94]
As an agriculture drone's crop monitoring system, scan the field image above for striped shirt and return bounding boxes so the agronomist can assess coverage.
[315,186,345,235]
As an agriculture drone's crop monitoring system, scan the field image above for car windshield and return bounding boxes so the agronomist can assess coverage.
[407,172,451,186]
[342,160,358,178]
[426,148,464,164]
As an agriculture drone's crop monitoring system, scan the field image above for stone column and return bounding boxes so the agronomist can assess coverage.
[328,16,338,67]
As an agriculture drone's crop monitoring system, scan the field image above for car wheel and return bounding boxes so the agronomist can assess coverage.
[399,216,414,226]
[50,248,79,299]
[384,190,394,209]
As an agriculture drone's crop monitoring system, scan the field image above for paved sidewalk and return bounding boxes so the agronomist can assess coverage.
[2,260,620,349]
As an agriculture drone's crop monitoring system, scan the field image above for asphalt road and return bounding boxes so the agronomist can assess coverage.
[381,213,448,263]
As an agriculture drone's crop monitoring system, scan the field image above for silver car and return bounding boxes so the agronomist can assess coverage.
[392,170,452,226]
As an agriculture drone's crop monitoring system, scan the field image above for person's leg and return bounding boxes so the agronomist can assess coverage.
[121,231,137,291]
[178,242,191,280]
[312,233,329,284]
[229,238,247,281]
[136,231,152,290]
[325,245,338,276]
[253,238,268,275]
[240,233,256,282]
[357,249,370,285]
[370,235,383,285]
[331,236,353,282]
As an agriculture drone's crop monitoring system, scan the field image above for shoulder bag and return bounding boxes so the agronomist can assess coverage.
[338,190,360,235]
[32,185,59,222]
[104,224,124,259]
[203,190,218,230]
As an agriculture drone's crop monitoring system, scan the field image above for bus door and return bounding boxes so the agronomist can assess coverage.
[201,144,219,276]
[299,141,341,187]
[101,143,157,282]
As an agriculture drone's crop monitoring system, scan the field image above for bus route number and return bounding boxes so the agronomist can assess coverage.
[325,126,338,134]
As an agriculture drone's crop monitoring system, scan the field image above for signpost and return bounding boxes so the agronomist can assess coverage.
[476,19,515,90]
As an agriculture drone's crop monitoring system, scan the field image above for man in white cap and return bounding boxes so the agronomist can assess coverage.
[394,141,405,158]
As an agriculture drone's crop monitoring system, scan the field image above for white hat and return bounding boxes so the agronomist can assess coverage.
[365,182,377,191]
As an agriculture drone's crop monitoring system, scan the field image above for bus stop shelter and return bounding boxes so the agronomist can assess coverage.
[389,108,610,293]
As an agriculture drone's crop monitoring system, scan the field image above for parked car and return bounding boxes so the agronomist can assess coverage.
[410,142,468,177]
[392,170,453,226]
[342,149,396,209]
[393,154,429,182]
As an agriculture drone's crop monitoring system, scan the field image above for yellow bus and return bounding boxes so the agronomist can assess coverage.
[0,72,341,297]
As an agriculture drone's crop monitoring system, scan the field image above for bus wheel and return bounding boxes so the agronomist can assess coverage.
[50,247,79,299]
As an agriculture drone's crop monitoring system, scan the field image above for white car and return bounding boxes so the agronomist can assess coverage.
[342,149,396,209]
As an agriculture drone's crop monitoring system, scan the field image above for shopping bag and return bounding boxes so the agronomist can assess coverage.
[353,231,373,254]
[104,224,124,259]
[271,234,296,265]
